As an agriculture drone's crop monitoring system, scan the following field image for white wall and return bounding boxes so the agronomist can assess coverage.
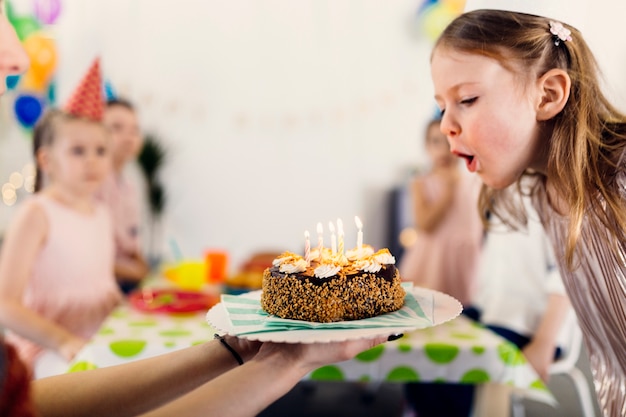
[1,0,625,272]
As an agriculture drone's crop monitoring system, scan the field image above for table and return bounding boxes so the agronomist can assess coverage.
[67,301,550,405]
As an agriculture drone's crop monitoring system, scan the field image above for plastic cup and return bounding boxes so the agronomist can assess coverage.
[205,250,228,284]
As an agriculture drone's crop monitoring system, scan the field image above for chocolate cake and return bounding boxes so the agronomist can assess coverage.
[260,246,405,322]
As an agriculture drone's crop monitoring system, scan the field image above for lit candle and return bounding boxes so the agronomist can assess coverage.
[337,218,344,256]
[317,222,324,261]
[304,230,311,265]
[328,221,337,255]
[355,216,363,252]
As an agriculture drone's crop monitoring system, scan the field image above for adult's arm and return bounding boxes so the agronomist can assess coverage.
[33,336,386,417]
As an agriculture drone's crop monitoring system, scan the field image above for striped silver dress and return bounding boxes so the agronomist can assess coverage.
[534,187,626,417]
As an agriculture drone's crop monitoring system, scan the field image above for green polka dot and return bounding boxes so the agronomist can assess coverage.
[398,343,412,353]
[451,332,477,340]
[355,344,385,362]
[192,340,209,346]
[424,343,460,364]
[111,310,128,318]
[158,329,192,337]
[310,365,344,381]
[471,346,486,355]
[98,327,115,335]
[460,369,490,384]
[530,379,549,391]
[386,366,419,382]
[68,361,98,372]
[497,342,526,366]
[164,341,176,348]
[109,340,147,357]
[129,320,158,327]
[358,375,371,383]
[434,377,447,383]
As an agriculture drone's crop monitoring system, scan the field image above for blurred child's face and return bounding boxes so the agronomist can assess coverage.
[41,119,111,196]
[103,105,143,169]
[0,3,29,95]
[431,47,545,189]
[425,123,454,167]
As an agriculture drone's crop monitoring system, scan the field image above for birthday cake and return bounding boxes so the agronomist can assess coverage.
[260,245,406,323]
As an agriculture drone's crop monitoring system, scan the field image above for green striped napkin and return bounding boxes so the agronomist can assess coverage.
[220,283,433,335]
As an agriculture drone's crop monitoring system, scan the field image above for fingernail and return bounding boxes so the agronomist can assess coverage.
[387,333,403,342]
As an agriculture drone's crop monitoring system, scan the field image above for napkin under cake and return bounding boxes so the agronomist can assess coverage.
[261,246,405,322]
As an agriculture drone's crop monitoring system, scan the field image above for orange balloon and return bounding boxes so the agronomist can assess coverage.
[20,69,48,92]
[22,32,57,86]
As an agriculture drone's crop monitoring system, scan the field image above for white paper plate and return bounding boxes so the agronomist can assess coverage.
[206,286,462,343]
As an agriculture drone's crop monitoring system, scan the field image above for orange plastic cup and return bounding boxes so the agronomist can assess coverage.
[205,250,228,284]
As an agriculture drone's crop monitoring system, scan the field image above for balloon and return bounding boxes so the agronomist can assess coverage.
[10,16,41,41]
[21,69,48,92]
[34,0,62,25]
[14,94,45,128]
[441,0,466,14]
[22,32,57,85]
[5,75,20,90]
[421,3,457,41]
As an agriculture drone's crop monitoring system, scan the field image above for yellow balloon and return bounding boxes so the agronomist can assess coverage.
[441,0,466,14]
[422,3,458,41]
[22,32,57,85]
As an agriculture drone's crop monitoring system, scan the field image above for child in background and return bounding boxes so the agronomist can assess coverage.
[399,118,483,306]
[0,61,121,377]
[406,189,575,417]
[432,2,626,414]
[99,98,149,294]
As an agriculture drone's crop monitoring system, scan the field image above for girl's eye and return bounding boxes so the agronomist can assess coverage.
[460,97,478,105]
[96,146,107,156]
[71,146,85,156]
[439,108,446,117]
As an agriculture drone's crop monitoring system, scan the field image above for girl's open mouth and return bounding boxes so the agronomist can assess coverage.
[454,152,477,172]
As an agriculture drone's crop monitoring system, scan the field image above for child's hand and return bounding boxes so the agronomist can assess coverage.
[58,335,87,361]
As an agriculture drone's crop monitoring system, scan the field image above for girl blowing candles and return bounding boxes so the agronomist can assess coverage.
[0,3,390,416]
[431,1,626,414]
[0,61,122,377]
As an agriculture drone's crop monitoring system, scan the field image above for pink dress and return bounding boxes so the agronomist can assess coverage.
[399,171,483,306]
[97,173,142,259]
[5,194,121,368]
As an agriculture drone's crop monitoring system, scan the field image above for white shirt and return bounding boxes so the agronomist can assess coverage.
[473,195,574,346]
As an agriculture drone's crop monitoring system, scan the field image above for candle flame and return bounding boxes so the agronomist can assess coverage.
[317,222,323,234]
[328,222,335,233]
[354,216,363,229]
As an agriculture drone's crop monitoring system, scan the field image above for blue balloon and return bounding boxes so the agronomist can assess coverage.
[5,75,20,90]
[14,94,44,128]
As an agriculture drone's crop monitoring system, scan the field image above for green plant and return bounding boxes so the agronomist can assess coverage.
[137,134,167,217]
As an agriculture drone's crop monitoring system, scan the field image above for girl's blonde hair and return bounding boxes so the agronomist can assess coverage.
[435,10,626,268]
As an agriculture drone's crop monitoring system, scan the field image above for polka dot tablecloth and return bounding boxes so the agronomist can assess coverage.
[66,303,552,403]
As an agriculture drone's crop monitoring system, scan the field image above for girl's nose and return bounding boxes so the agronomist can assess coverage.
[0,17,30,80]
[439,111,459,139]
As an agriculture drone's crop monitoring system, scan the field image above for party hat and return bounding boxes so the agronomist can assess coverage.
[463,0,587,31]
[64,58,104,121]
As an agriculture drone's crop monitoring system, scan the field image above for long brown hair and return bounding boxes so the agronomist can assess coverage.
[435,10,626,268]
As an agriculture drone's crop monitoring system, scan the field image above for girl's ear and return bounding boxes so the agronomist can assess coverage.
[36,148,50,173]
[536,69,571,121]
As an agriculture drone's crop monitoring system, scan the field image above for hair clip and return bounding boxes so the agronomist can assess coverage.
[549,21,572,46]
